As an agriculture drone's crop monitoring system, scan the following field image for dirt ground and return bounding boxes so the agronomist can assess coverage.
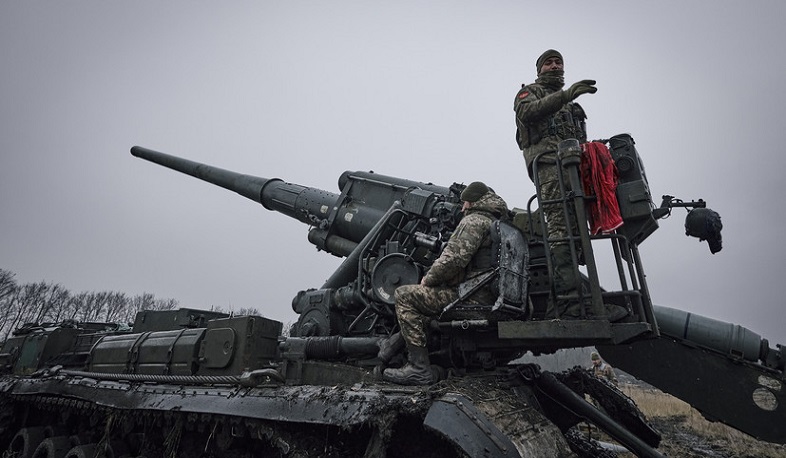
[644,416,786,458]
[593,381,786,458]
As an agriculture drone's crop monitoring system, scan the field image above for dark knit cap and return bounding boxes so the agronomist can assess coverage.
[536,49,563,73]
[460,181,489,203]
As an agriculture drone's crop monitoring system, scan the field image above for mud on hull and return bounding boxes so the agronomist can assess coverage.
[0,369,574,458]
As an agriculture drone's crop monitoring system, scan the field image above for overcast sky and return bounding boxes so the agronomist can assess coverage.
[2,2,785,347]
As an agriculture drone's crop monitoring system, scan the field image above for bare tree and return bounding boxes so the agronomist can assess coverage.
[153,297,178,311]
[42,284,70,324]
[236,307,262,316]
[102,291,128,323]
[0,269,19,339]
[125,292,155,324]
[15,281,49,329]
[0,269,16,301]
[208,305,227,314]
[0,269,183,339]
[69,291,93,322]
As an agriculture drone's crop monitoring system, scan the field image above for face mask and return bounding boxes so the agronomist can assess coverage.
[536,70,565,90]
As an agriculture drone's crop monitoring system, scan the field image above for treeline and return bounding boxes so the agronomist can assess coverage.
[0,268,258,342]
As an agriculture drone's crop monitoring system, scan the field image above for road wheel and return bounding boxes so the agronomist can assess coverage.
[7,427,48,458]
[32,436,73,458]
[63,444,97,458]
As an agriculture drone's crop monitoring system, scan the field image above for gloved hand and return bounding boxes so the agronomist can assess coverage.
[564,79,597,101]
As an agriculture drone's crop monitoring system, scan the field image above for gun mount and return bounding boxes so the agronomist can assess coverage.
[0,137,780,458]
[131,141,668,359]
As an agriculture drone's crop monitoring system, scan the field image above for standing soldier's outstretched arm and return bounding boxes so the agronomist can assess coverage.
[514,87,566,123]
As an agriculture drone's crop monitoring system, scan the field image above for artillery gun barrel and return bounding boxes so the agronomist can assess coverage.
[132,146,460,259]
[131,146,340,228]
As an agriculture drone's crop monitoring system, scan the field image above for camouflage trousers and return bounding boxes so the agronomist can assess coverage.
[537,162,576,243]
[394,284,495,348]
[536,163,582,316]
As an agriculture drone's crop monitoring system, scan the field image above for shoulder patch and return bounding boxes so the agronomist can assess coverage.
[518,91,530,99]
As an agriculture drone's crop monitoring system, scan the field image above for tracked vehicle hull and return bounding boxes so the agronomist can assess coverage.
[0,307,664,458]
[0,362,581,458]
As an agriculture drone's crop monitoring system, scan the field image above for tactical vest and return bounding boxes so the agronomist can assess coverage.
[467,231,493,276]
[465,216,529,307]
[515,84,587,150]
[468,213,495,272]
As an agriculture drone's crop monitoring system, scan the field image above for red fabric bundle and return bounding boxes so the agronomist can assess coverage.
[580,142,624,235]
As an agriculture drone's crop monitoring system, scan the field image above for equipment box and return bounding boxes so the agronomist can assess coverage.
[197,315,283,375]
[89,328,206,375]
[132,308,229,332]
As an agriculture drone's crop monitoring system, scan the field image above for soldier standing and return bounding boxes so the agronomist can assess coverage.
[382,182,509,385]
[513,49,610,319]
[590,351,618,385]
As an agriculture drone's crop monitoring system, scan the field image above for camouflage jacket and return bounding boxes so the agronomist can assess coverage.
[514,82,587,176]
[422,192,509,287]
[592,362,618,385]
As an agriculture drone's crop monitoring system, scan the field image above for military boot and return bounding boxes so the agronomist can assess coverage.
[545,244,583,318]
[553,244,581,290]
[377,332,404,364]
[600,304,628,322]
[382,345,433,386]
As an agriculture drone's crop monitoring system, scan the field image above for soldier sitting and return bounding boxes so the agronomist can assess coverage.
[382,182,509,385]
